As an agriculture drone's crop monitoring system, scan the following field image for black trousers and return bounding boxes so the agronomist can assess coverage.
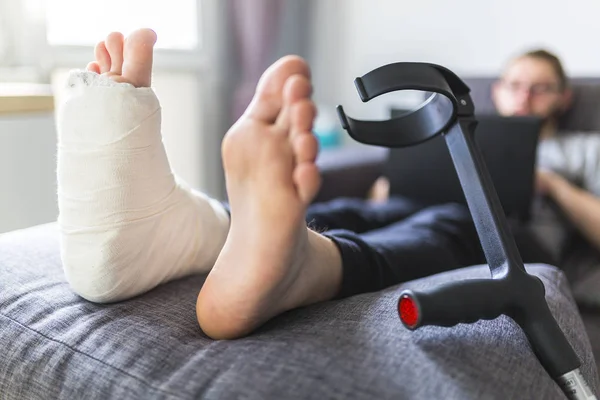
[305,197,556,299]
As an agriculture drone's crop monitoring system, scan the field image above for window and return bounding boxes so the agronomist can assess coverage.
[0,0,204,82]
[0,0,48,82]
[46,0,199,50]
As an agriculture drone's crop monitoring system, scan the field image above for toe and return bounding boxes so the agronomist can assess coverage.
[275,75,313,130]
[293,133,319,164]
[94,41,111,74]
[289,98,316,137]
[105,32,125,75]
[290,99,319,164]
[122,28,157,88]
[246,55,311,123]
[294,163,321,205]
[86,62,100,74]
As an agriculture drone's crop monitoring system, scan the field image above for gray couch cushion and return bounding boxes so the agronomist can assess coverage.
[582,308,600,373]
[0,223,598,399]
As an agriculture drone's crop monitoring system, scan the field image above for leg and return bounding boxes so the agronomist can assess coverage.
[305,196,424,233]
[323,204,558,299]
[57,30,230,303]
[326,203,486,298]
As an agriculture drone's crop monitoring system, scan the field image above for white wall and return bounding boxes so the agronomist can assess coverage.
[309,0,600,124]
[0,112,57,233]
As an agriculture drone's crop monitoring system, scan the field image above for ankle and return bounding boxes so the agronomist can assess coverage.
[299,230,343,305]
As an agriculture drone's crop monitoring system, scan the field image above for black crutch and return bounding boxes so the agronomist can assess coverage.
[337,62,596,400]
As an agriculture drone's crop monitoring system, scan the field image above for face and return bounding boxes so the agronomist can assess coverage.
[492,56,571,120]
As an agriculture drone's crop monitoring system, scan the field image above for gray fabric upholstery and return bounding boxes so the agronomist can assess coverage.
[582,309,600,372]
[0,223,598,399]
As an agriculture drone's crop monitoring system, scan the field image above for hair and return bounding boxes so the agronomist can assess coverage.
[515,49,569,90]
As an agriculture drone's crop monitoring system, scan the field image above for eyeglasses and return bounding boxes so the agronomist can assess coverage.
[500,80,562,96]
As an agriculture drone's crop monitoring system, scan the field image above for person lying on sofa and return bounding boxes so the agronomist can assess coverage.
[56,29,600,340]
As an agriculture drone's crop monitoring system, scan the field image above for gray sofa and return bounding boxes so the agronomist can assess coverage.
[1,77,600,399]
[1,225,599,399]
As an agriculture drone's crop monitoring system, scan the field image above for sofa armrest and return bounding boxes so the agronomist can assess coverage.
[314,145,388,202]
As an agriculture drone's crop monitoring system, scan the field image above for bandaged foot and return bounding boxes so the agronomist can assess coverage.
[57,29,229,303]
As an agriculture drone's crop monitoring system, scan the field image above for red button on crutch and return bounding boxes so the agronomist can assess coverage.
[398,293,419,329]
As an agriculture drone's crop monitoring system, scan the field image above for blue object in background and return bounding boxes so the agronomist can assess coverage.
[313,104,342,149]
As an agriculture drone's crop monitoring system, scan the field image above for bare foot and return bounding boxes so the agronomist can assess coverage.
[87,29,156,87]
[196,56,343,339]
